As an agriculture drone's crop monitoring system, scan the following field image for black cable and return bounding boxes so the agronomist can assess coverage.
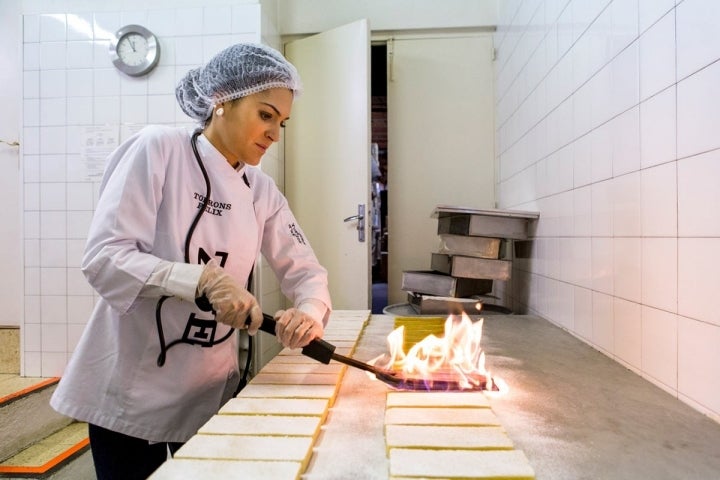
[235,328,253,395]
[186,129,210,267]
[156,129,210,366]
[155,296,170,367]
[156,128,254,385]
[190,128,253,388]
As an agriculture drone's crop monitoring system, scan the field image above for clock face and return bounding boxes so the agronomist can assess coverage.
[110,25,160,76]
[117,32,150,67]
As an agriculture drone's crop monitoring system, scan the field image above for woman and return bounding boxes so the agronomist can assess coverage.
[50,43,332,479]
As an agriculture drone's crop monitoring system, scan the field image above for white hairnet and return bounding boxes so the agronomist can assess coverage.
[176,43,302,122]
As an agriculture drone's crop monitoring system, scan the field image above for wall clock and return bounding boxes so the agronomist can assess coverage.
[109,24,161,76]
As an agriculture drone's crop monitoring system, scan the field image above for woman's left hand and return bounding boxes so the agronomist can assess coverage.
[274,308,324,349]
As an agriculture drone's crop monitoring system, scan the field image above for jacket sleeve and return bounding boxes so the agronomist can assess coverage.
[259,188,332,325]
[81,128,170,314]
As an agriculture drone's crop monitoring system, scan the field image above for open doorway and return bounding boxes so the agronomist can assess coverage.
[371,43,388,314]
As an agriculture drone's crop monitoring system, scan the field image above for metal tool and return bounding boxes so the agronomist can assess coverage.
[257,314,404,385]
[258,314,497,391]
[196,295,494,390]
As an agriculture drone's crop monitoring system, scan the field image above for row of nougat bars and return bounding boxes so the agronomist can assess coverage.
[149,310,371,480]
[385,391,535,479]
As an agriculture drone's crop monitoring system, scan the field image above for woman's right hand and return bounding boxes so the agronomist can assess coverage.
[197,259,262,334]
[273,308,324,349]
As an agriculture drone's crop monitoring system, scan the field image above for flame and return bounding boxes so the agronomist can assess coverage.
[371,312,507,394]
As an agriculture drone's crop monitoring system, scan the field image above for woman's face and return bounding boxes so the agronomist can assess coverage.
[205,87,293,167]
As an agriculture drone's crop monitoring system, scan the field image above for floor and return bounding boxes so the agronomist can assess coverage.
[371,282,388,314]
[0,376,94,480]
[481,315,720,480]
[0,328,19,374]
[0,374,47,399]
[0,452,95,480]
[46,451,95,480]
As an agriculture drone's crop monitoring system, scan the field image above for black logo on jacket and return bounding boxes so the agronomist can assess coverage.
[289,223,306,245]
[194,192,232,216]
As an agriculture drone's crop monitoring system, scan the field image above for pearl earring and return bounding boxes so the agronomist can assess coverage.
[216,107,224,116]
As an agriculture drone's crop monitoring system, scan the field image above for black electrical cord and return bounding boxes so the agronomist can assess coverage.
[155,129,254,391]
[156,129,211,366]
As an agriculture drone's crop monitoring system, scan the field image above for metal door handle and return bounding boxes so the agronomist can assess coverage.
[344,204,365,242]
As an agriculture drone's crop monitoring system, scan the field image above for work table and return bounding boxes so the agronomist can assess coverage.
[149,312,720,479]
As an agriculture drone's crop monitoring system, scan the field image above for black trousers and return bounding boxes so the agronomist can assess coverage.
[88,424,184,480]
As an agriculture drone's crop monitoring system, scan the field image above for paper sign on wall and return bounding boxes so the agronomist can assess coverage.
[80,125,119,181]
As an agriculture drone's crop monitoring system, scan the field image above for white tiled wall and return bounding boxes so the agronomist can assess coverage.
[495,0,720,422]
[21,3,264,377]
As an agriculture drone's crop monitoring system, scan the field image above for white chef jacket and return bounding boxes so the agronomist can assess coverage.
[50,125,331,443]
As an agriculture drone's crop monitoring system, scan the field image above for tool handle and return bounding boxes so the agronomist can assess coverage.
[260,313,336,364]
[258,313,277,335]
[302,337,336,364]
[196,295,275,335]
[196,295,335,364]
[196,294,213,312]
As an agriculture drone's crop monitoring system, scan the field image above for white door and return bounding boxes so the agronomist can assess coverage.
[386,34,496,305]
[284,20,371,310]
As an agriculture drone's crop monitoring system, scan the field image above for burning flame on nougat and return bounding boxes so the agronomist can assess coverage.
[371,312,507,393]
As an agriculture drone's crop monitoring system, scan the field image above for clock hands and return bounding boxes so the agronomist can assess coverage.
[111,25,160,76]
